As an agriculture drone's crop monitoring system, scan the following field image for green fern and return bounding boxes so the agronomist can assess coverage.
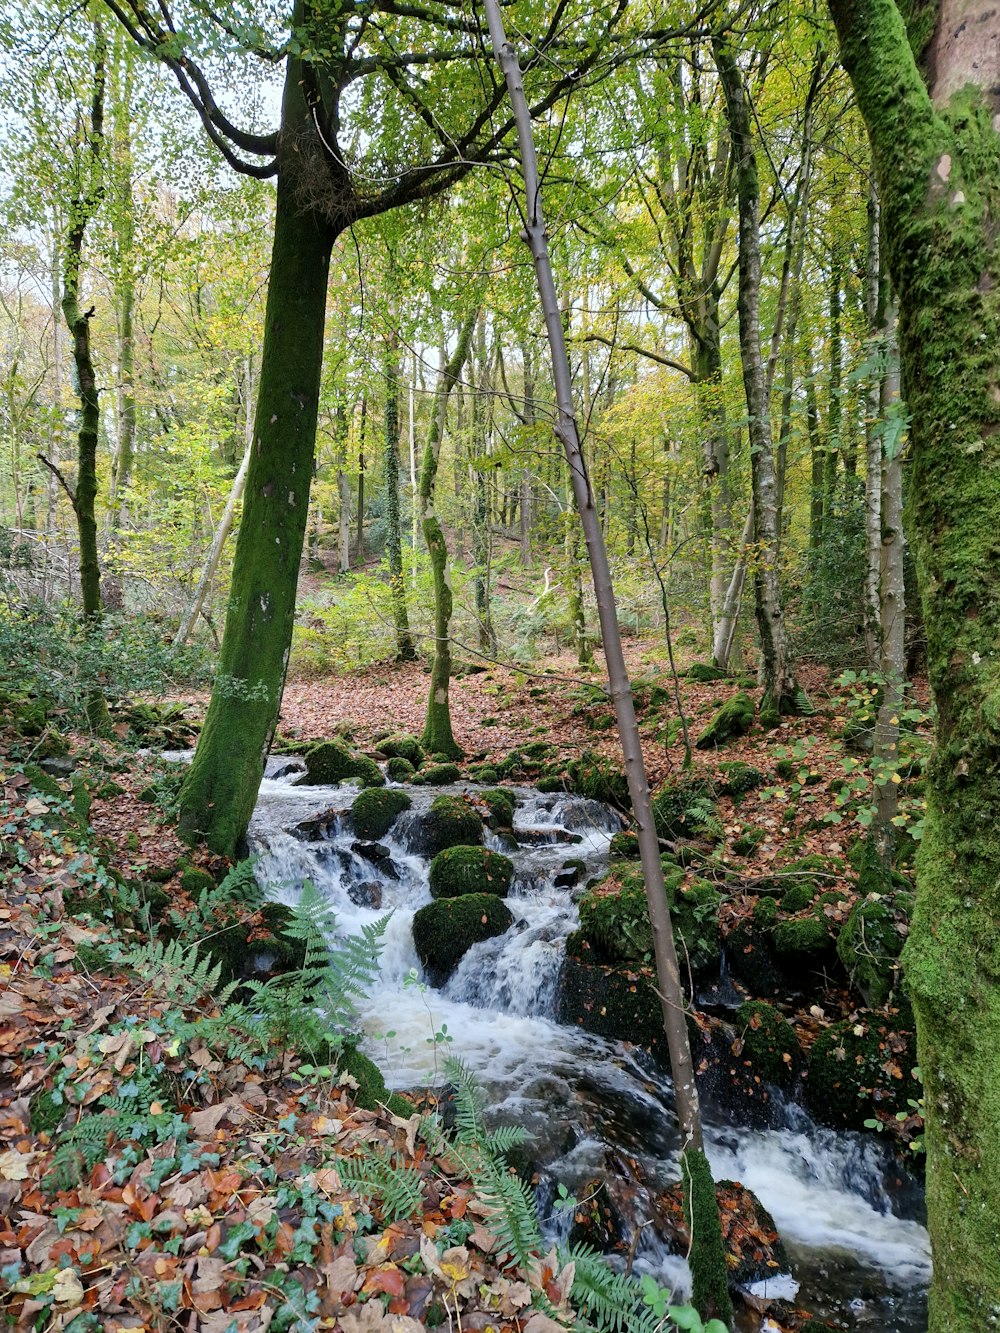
[336,1145,424,1223]
[168,856,263,945]
[119,936,240,1008]
[565,1244,659,1333]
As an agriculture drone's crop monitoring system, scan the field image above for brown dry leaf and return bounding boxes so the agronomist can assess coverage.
[320,1253,359,1293]
[188,1102,234,1137]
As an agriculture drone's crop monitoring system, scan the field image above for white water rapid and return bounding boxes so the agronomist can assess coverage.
[246,766,930,1331]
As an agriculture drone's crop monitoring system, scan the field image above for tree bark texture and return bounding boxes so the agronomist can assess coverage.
[177,47,336,854]
[713,36,799,718]
[484,8,731,1325]
[828,0,1000,1323]
[419,308,477,759]
[384,338,416,661]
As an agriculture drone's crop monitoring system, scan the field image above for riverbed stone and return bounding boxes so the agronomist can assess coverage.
[376,733,424,766]
[655,1179,790,1290]
[478,787,517,829]
[733,1001,802,1090]
[564,750,630,806]
[412,761,462,786]
[303,739,385,787]
[412,893,514,985]
[385,755,415,781]
[351,787,411,841]
[428,845,514,899]
[407,795,484,856]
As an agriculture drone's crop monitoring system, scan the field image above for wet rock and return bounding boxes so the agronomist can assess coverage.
[412,893,514,986]
[609,830,639,861]
[730,1001,803,1091]
[264,755,305,781]
[386,755,415,781]
[348,880,383,909]
[514,827,583,847]
[553,858,586,889]
[412,761,462,786]
[403,795,484,857]
[376,733,424,766]
[428,845,514,899]
[351,841,399,880]
[38,755,75,778]
[557,955,668,1059]
[351,787,411,841]
[476,787,516,830]
[656,1178,790,1289]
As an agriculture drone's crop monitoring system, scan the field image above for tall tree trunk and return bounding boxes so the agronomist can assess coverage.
[56,20,110,733]
[355,393,366,563]
[335,395,351,574]
[485,7,731,1324]
[828,1,1000,1322]
[177,47,337,853]
[420,308,477,759]
[864,181,884,669]
[714,35,800,719]
[384,336,416,661]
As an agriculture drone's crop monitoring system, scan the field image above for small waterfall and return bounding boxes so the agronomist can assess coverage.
[248,766,930,1331]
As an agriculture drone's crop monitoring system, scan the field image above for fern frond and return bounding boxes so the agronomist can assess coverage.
[336,1146,424,1223]
[563,1244,657,1333]
[121,937,238,1007]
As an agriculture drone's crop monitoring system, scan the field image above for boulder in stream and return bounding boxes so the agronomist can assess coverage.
[351,787,411,841]
[428,845,514,899]
[412,761,462,786]
[406,795,484,856]
[412,893,514,986]
[302,739,384,787]
[805,1012,919,1131]
[375,733,424,766]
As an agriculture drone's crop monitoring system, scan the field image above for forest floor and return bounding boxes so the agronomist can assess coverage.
[0,641,928,1333]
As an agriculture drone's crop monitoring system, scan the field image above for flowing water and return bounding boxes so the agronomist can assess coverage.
[246,765,930,1331]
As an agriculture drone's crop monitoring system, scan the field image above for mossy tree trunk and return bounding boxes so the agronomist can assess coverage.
[714,35,800,719]
[384,335,416,662]
[485,7,731,1326]
[419,307,478,759]
[57,20,110,734]
[177,49,337,854]
[828,0,1000,1323]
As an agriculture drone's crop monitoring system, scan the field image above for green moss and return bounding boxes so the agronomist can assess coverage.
[732,826,766,857]
[337,1046,408,1115]
[805,1014,919,1131]
[685,662,729,682]
[735,1001,801,1088]
[564,750,629,806]
[303,739,385,788]
[556,955,667,1058]
[696,691,755,748]
[837,892,912,1007]
[651,779,718,842]
[411,795,484,857]
[535,775,564,794]
[351,788,411,841]
[717,761,766,796]
[428,845,514,899]
[30,1088,68,1134]
[385,756,415,781]
[753,896,779,929]
[412,761,462,786]
[479,788,515,829]
[772,913,831,961]
[609,830,640,861]
[179,866,216,895]
[467,764,498,784]
[412,893,514,983]
[376,733,424,766]
[779,881,816,914]
[681,1145,733,1327]
[575,864,721,978]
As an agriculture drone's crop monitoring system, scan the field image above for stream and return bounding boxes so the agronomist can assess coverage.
[247,765,930,1331]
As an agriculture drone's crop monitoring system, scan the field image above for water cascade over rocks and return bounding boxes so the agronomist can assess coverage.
[248,768,930,1331]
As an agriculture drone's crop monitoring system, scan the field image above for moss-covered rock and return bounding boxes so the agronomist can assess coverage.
[779,881,817,914]
[428,845,514,899]
[478,788,516,830]
[557,955,668,1059]
[651,778,719,842]
[412,762,462,786]
[376,734,424,766]
[772,913,833,963]
[571,863,722,979]
[351,787,412,841]
[685,662,729,682]
[723,916,783,997]
[535,775,565,794]
[609,830,640,861]
[734,1001,802,1089]
[408,795,484,857]
[564,750,629,806]
[837,892,913,1007]
[337,1045,411,1117]
[805,1014,919,1131]
[303,739,385,788]
[385,756,416,782]
[412,893,514,985]
[179,866,216,895]
[695,692,755,749]
[466,764,498,784]
[732,826,766,857]
[716,761,766,797]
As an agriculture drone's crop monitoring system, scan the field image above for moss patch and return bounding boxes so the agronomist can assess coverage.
[303,740,384,788]
[409,795,484,857]
[696,692,755,749]
[837,892,912,1007]
[735,1001,802,1089]
[412,762,462,786]
[651,779,720,843]
[805,1014,919,1131]
[385,756,415,782]
[376,733,424,766]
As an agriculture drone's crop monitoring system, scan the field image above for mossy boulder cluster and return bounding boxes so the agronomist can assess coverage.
[303,739,384,788]
[407,795,484,857]
[478,788,516,830]
[733,1000,802,1090]
[375,733,424,766]
[696,691,755,749]
[412,762,462,786]
[429,845,514,899]
[412,893,514,986]
[351,788,411,841]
